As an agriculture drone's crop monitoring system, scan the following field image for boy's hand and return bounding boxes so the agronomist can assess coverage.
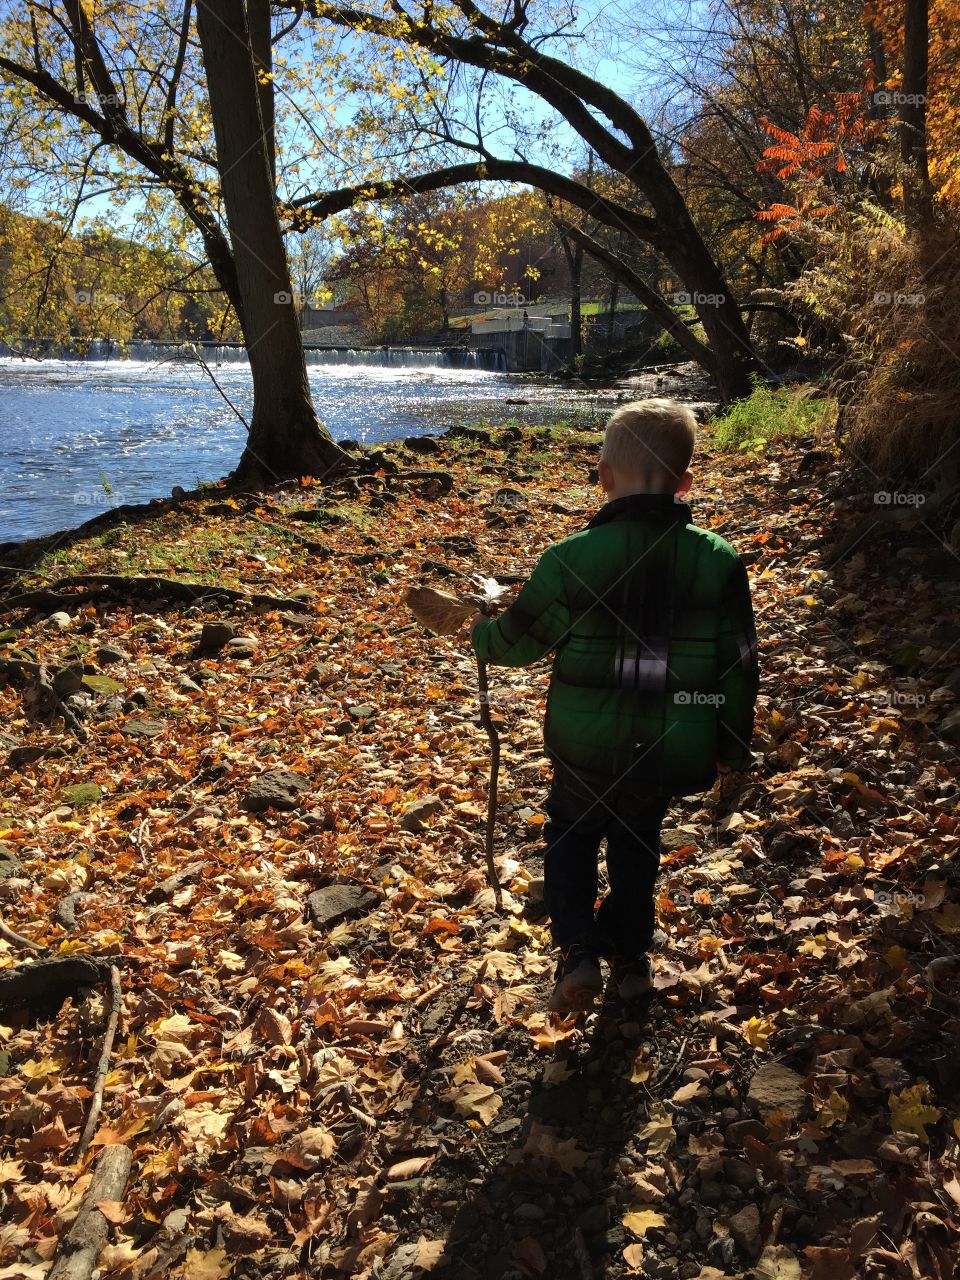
[468,611,486,636]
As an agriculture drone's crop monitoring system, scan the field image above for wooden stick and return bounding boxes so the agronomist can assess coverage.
[49,1143,132,1280]
[475,653,503,909]
[74,964,122,1161]
[0,917,47,953]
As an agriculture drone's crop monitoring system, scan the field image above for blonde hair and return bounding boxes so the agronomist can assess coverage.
[600,398,696,490]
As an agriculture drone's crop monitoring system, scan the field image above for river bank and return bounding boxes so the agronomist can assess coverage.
[1,416,958,1278]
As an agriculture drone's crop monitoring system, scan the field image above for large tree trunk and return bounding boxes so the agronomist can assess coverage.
[195,0,346,485]
[900,0,933,228]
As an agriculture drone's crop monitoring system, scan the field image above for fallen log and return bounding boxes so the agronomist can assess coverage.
[48,1144,132,1280]
[0,955,115,1010]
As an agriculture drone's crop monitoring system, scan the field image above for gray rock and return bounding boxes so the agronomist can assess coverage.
[47,611,72,631]
[241,769,310,813]
[96,643,129,665]
[199,620,236,652]
[348,702,376,720]
[725,1118,766,1147]
[938,707,960,744]
[226,636,258,657]
[0,843,21,881]
[52,663,85,696]
[8,745,47,769]
[306,882,380,928]
[121,716,164,738]
[404,435,442,454]
[178,676,203,693]
[577,1205,609,1233]
[399,794,443,832]
[514,1203,545,1221]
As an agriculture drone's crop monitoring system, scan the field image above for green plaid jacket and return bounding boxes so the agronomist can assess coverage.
[472,492,759,795]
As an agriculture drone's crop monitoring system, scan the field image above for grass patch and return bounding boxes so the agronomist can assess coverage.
[711,378,837,451]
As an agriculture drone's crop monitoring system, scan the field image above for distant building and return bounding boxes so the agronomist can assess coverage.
[299,299,360,329]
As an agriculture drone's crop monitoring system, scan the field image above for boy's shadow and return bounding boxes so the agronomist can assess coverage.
[429,988,662,1280]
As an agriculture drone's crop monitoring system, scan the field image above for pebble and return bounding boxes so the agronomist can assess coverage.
[46,612,72,630]
[514,1203,545,1221]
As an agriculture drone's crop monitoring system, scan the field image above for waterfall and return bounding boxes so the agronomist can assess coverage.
[0,337,507,372]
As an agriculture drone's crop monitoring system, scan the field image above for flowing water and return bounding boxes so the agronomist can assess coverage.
[0,346,609,544]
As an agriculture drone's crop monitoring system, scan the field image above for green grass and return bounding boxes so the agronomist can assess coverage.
[711,378,837,452]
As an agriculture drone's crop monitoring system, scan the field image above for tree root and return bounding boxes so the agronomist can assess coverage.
[74,964,122,1161]
[0,657,88,740]
[0,917,47,954]
[0,573,312,616]
[49,1143,132,1280]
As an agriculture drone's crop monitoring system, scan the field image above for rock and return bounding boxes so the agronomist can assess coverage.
[306,882,380,928]
[404,434,442,454]
[747,1062,806,1117]
[171,485,187,499]
[728,1204,761,1258]
[514,1203,545,1222]
[347,703,376,720]
[334,720,354,735]
[63,782,102,809]
[226,636,258,657]
[706,1235,737,1268]
[725,1118,766,1147]
[52,663,85,696]
[121,716,164,738]
[199,620,236,652]
[399,794,443,832]
[178,676,203,693]
[8,745,47,769]
[938,707,960,745]
[577,1205,609,1233]
[0,843,21,882]
[47,611,72,631]
[96,644,129,665]
[240,769,310,813]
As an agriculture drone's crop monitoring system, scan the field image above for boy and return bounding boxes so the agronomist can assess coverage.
[469,399,759,1013]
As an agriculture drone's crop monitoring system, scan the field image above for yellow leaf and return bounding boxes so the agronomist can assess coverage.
[743,1015,777,1049]
[884,945,909,973]
[819,1089,849,1128]
[622,1207,667,1236]
[176,1247,231,1279]
[889,1085,941,1139]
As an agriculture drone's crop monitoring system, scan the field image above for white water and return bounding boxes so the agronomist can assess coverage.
[0,349,545,542]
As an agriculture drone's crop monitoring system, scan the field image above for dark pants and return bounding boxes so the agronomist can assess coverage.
[543,764,670,959]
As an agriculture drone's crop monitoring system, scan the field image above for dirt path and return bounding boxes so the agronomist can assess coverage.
[1,421,958,1279]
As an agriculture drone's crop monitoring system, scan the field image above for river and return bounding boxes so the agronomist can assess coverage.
[0,351,611,544]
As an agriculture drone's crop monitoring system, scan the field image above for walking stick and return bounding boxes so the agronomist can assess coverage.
[475,650,503,909]
[406,581,509,908]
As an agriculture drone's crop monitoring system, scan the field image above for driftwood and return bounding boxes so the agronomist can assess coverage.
[48,1143,132,1280]
[0,573,312,616]
[75,964,123,1160]
[0,955,114,1010]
